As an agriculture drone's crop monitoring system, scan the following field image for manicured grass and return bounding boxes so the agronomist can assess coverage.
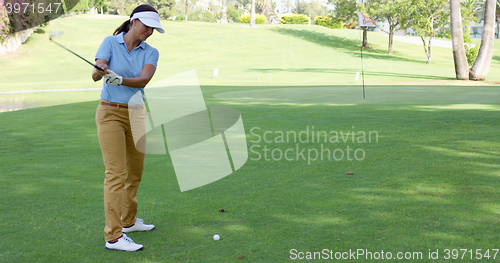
[1,14,500,111]
[1,14,500,262]
[1,85,500,262]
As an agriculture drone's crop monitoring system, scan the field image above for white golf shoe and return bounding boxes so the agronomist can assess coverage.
[105,234,143,251]
[122,218,155,233]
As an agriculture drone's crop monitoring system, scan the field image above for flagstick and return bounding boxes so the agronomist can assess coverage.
[359,26,366,99]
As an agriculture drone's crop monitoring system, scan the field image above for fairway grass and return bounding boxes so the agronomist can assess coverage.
[1,85,500,262]
[1,14,500,111]
[1,13,500,263]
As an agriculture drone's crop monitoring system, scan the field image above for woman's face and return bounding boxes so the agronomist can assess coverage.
[132,19,154,41]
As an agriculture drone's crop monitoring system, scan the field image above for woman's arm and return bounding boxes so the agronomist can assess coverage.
[121,64,156,88]
[92,58,108,82]
[92,58,156,88]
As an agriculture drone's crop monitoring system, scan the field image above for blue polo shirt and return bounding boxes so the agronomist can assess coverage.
[95,32,159,105]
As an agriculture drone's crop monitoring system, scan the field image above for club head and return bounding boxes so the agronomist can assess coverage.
[49,31,64,41]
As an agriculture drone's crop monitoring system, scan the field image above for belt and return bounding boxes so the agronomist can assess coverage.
[100,101,144,110]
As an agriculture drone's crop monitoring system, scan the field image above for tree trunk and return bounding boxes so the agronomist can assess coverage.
[427,37,432,64]
[250,0,256,26]
[221,0,227,23]
[421,36,432,64]
[470,0,496,80]
[185,0,188,22]
[362,27,368,48]
[387,16,394,55]
[388,30,394,55]
[450,0,469,79]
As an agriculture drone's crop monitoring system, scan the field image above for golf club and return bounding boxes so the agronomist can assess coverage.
[49,31,103,71]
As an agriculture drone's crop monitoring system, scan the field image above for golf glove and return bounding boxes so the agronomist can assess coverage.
[103,70,123,85]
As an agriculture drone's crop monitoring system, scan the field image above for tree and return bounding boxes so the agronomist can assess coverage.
[330,0,357,28]
[470,0,496,80]
[148,0,176,19]
[310,0,327,23]
[461,0,481,26]
[496,0,500,38]
[294,0,309,15]
[106,0,136,15]
[286,0,293,12]
[221,0,227,23]
[250,0,256,26]
[450,0,469,79]
[364,0,411,55]
[255,0,275,23]
[409,0,449,64]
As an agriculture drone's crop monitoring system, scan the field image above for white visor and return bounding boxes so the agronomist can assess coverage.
[130,11,164,34]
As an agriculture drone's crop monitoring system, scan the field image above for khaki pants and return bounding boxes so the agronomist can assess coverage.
[96,100,147,241]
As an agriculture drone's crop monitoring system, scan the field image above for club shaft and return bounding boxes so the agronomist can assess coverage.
[51,38,103,71]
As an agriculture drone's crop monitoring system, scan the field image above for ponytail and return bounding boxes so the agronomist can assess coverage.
[113,20,131,35]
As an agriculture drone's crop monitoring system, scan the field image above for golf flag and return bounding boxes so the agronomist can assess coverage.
[358,11,377,27]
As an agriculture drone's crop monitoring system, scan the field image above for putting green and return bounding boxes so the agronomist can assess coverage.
[213,86,500,105]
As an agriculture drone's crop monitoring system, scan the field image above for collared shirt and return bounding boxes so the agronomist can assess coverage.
[95,32,159,105]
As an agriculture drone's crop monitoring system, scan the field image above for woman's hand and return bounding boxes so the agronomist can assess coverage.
[92,59,109,82]
[103,70,123,85]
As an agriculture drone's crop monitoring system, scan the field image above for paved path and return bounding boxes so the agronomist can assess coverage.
[391,35,453,48]
[0,88,101,95]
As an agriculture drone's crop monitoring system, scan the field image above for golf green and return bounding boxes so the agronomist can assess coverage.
[213,85,500,105]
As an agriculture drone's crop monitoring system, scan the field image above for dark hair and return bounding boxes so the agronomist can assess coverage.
[113,5,159,36]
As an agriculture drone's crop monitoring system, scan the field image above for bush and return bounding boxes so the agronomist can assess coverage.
[189,10,216,22]
[226,6,240,23]
[35,27,45,34]
[314,15,342,29]
[0,1,11,42]
[279,14,309,25]
[464,28,479,66]
[465,43,479,66]
[239,14,266,24]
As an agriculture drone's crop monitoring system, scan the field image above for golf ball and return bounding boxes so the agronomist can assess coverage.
[213,234,220,241]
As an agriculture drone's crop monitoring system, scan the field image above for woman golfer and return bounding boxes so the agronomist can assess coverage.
[92,4,163,251]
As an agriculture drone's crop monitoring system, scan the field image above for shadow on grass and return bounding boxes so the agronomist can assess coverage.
[271,27,424,64]
[247,67,456,81]
[1,100,499,261]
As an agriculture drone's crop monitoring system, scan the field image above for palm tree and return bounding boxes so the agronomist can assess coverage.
[251,0,256,26]
[469,0,496,80]
[450,0,469,79]
[221,0,227,23]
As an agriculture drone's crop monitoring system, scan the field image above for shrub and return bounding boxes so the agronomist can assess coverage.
[314,15,342,29]
[0,1,11,42]
[239,14,266,24]
[279,14,309,25]
[464,28,479,66]
[226,6,240,23]
[188,10,216,22]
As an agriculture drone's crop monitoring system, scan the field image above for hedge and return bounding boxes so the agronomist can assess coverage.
[314,15,343,29]
[279,14,309,25]
[240,14,266,24]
